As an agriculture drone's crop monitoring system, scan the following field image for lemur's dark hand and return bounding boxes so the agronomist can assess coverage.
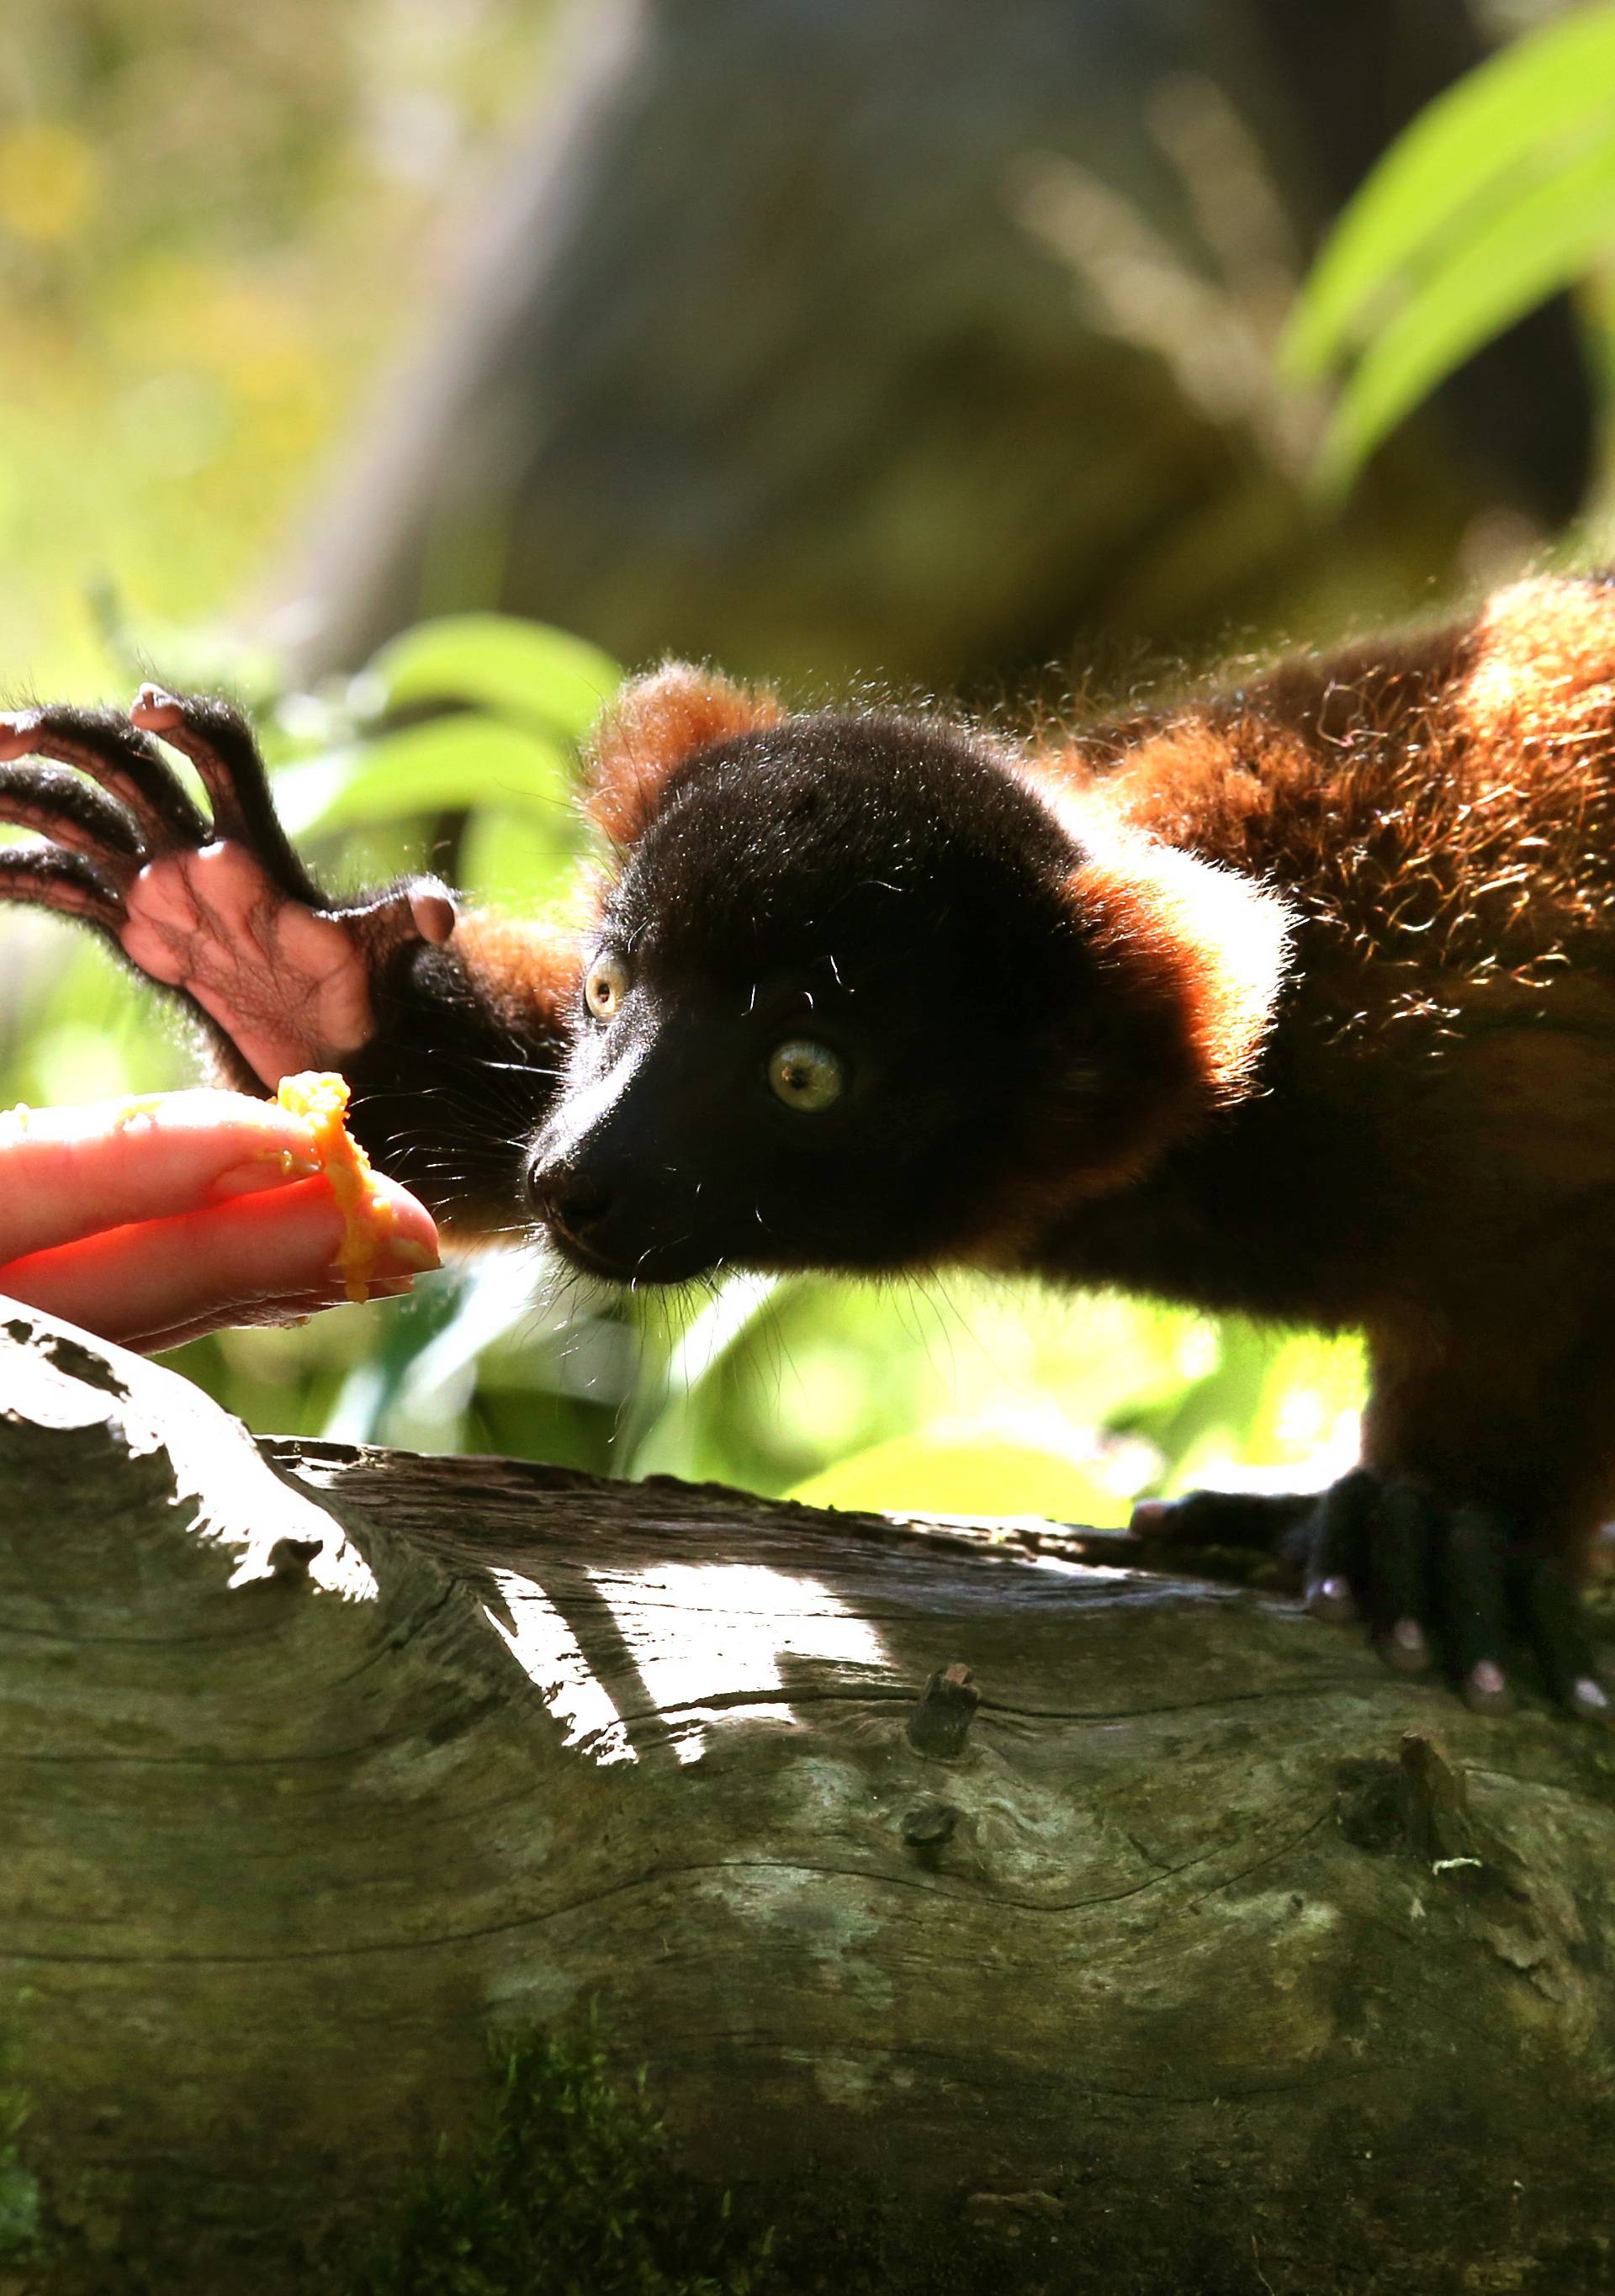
[0,688,456,1089]
[1131,1473,1608,1721]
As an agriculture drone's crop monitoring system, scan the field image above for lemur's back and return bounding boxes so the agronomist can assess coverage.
[1040,575,1615,1031]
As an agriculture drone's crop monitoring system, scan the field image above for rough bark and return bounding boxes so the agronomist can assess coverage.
[3,1302,1614,2294]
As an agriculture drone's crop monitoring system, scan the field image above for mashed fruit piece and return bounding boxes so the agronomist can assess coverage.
[275,1070,393,1303]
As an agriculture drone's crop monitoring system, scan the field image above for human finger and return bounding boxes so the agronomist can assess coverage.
[0,1090,331,1265]
[124,1277,421,1355]
[0,1169,439,1345]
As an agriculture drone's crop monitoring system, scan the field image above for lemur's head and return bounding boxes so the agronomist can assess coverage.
[526,666,1289,1286]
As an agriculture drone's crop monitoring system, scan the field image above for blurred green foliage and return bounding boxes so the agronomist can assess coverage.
[0,602,1363,1521]
[0,0,559,689]
[1289,2,1615,493]
[0,0,1374,1526]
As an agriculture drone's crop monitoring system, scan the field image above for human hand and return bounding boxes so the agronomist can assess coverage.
[0,1089,441,1352]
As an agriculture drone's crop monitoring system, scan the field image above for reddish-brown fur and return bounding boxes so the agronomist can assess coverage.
[452,914,582,1041]
[6,573,1615,1702]
[1010,575,1615,1587]
[563,576,1615,1611]
[585,661,781,845]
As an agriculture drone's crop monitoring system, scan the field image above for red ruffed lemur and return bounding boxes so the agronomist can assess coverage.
[3,574,1615,1716]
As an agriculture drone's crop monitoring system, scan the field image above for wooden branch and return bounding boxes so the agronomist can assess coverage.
[4,1302,1614,2292]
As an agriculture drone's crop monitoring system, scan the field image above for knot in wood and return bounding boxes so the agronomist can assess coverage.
[906,1661,979,1759]
[267,1537,326,1583]
[900,1799,961,1850]
[1336,1730,1481,1867]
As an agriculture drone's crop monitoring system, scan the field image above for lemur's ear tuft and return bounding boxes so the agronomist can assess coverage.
[585,663,784,844]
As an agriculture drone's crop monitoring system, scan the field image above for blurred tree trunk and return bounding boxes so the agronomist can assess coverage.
[6,1302,1615,2293]
[280,0,1592,699]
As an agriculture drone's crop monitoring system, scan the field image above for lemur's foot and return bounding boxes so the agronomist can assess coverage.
[0,690,455,1087]
[1132,1471,1607,1718]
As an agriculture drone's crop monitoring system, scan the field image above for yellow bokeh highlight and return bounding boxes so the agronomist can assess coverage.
[0,121,100,244]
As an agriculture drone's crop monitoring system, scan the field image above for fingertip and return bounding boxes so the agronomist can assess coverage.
[1383,1617,1431,1676]
[382,1236,440,1274]
[1305,1575,1358,1625]
[0,709,40,759]
[363,1171,442,1267]
[1130,1500,1173,1538]
[130,684,183,733]
[410,890,457,945]
[1463,1660,1513,1717]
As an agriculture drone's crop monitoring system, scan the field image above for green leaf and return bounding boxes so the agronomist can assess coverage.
[789,1431,1126,1526]
[1315,135,1615,489]
[1108,1319,1275,1467]
[320,1255,543,1447]
[617,1274,784,1474]
[271,715,575,838]
[460,802,583,908]
[1239,1331,1364,1473]
[1286,3,1615,376]
[358,615,622,743]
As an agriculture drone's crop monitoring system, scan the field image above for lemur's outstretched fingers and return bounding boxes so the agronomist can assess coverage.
[130,685,321,902]
[0,685,569,1223]
[0,706,206,847]
[111,690,460,1087]
[0,687,469,1092]
[0,764,146,876]
[0,845,126,932]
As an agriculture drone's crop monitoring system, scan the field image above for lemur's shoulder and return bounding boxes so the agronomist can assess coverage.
[1014,576,1615,982]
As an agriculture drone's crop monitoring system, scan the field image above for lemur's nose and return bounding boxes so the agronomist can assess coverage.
[526,1159,612,1236]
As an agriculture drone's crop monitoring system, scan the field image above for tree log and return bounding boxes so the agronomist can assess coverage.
[3,1303,1614,2293]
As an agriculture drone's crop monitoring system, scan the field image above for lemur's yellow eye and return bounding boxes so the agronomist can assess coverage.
[767,1039,845,1114]
[585,952,631,1022]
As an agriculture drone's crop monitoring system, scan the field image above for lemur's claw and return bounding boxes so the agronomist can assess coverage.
[129,682,186,732]
[1134,1471,1606,1717]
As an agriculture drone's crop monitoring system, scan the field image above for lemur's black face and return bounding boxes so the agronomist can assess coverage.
[526,714,1088,1285]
